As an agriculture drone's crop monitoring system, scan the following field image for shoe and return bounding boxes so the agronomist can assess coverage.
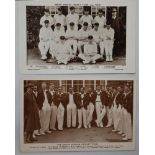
[84,125,87,129]
[122,133,126,137]
[77,125,81,129]
[106,125,111,128]
[41,55,47,60]
[92,60,96,64]
[95,120,99,127]
[31,137,38,141]
[112,129,117,132]
[122,137,128,141]
[26,139,33,143]
[35,133,41,136]
[40,132,45,135]
[88,124,91,128]
[118,131,123,135]
[58,128,63,131]
[83,60,89,64]
[46,59,52,63]
[100,124,104,128]
[52,128,57,131]
[46,130,52,134]
[33,134,36,138]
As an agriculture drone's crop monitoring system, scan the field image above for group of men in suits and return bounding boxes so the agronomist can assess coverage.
[38,6,123,64]
[24,81,133,143]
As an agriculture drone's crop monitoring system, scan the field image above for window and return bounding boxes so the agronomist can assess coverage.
[73,80,83,92]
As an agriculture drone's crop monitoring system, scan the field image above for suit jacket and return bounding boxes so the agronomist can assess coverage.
[122,92,133,114]
[75,93,90,109]
[37,90,51,110]
[94,91,107,106]
[106,92,115,108]
[115,92,123,108]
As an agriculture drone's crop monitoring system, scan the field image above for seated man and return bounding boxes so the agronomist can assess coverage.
[78,35,101,64]
[77,22,90,54]
[52,36,74,65]
[65,22,78,56]
[38,20,53,60]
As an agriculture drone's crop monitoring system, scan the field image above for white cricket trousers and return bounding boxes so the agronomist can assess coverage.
[123,108,132,139]
[67,103,77,127]
[40,101,51,132]
[78,107,87,127]
[105,40,113,57]
[50,103,57,130]
[106,106,113,126]
[95,102,106,126]
[86,102,94,126]
[112,104,120,131]
[57,103,65,130]
[38,41,50,57]
[99,41,105,55]
[67,40,78,54]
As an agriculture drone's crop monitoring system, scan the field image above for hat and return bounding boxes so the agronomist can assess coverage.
[55,23,61,26]
[44,20,49,24]
[88,35,93,40]
[94,22,99,26]
[83,22,88,26]
[70,6,75,10]
[70,22,75,26]
[60,36,66,40]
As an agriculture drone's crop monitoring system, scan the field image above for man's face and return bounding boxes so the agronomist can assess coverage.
[70,25,75,30]
[94,25,99,31]
[60,39,65,44]
[58,10,62,15]
[83,25,88,31]
[97,86,101,92]
[88,88,92,93]
[112,11,117,16]
[45,23,49,28]
[70,9,75,14]
[88,39,93,44]
[98,12,103,17]
[84,11,89,16]
[124,86,130,93]
[56,25,61,30]
[49,85,54,90]
[107,25,111,30]
[42,83,46,89]
[45,12,49,16]
[33,86,37,92]
[69,88,73,93]
[80,88,84,94]
[58,88,62,93]
[117,87,122,93]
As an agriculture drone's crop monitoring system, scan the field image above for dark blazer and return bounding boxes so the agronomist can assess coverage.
[24,91,40,132]
[75,93,90,109]
[115,92,124,108]
[122,92,133,114]
[106,92,114,108]
[37,90,51,110]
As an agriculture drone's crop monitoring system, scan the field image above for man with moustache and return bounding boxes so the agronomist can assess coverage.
[37,82,51,135]
[76,87,90,129]
[66,87,77,128]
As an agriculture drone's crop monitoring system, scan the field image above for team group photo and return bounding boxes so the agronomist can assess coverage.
[24,80,133,144]
[26,5,126,66]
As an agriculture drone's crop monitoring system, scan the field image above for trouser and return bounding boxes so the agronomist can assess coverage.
[78,53,101,63]
[123,108,132,139]
[40,102,51,132]
[57,103,65,130]
[99,41,105,55]
[67,40,78,55]
[38,41,50,58]
[106,106,113,126]
[112,104,120,130]
[49,40,55,58]
[67,103,77,127]
[104,40,114,61]
[50,103,58,130]
[77,41,87,53]
[117,105,123,132]
[56,54,73,64]
[86,102,94,126]
[96,106,106,125]
[95,101,105,126]
[78,107,87,127]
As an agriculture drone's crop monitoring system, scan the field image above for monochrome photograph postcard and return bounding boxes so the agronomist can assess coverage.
[20,77,136,152]
[16,0,136,74]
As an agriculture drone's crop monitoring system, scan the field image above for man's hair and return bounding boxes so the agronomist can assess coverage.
[55,23,61,26]
[58,7,62,12]
[70,22,75,26]
[98,9,103,13]
[44,9,50,13]
[94,22,99,26]
[44,20,49,24]
[60,36,66,40]
[83,22,88,26]
[88,35,93,40]
[70,6,75,10]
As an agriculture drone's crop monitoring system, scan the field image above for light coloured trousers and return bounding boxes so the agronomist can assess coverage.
[40,102,51,132]
[106,106,113,126]
[78,107,87,127]
[78,53,101,62]
[50,103,57,130]
[38,41,50,57]
[86,102,95,126]
[67,40,78,54]
[57,103,65,130]
[67,103,77,127]
[104,40,113,57]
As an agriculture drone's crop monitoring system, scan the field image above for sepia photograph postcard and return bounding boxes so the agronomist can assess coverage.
[16,0,136,74]
[20,77,136,152]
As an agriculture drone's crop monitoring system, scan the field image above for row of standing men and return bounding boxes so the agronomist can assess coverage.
[24,82,133,143]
